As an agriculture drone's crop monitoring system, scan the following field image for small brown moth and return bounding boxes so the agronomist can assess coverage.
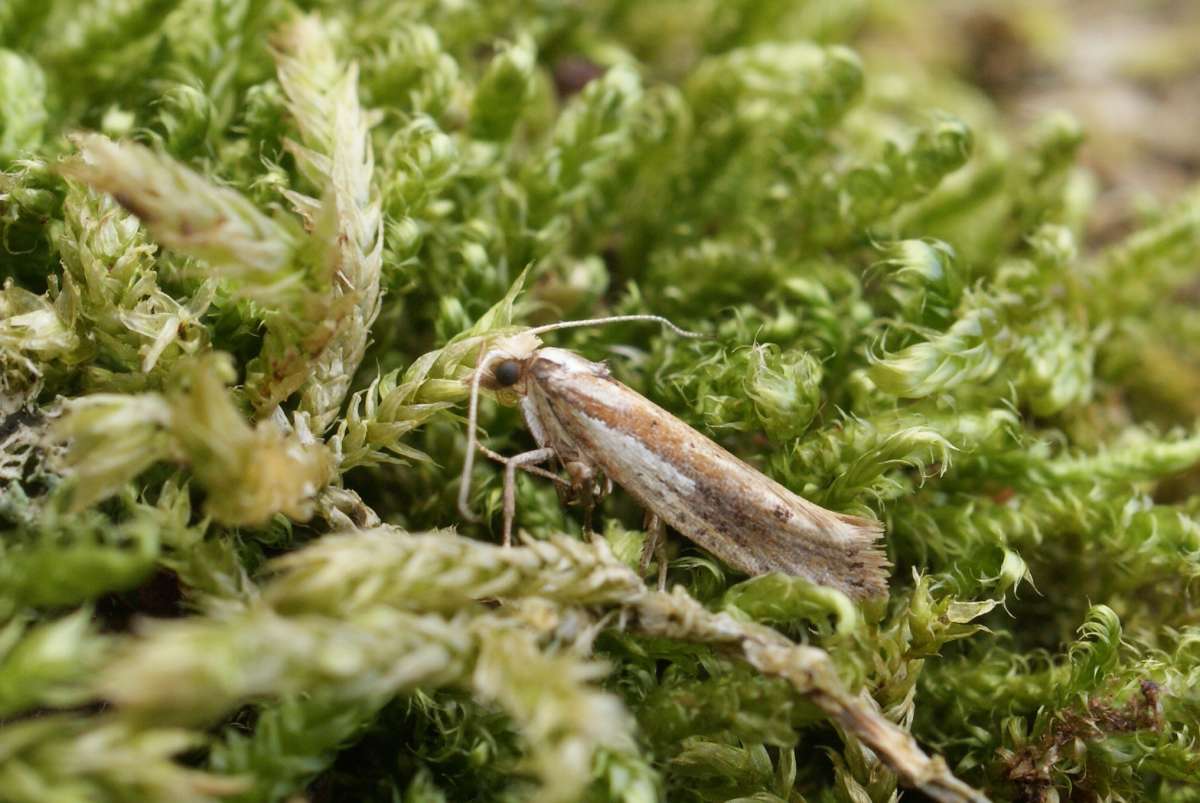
[457,316,889,600]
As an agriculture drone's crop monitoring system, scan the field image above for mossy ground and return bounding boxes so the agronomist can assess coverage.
[2,2,1200,802]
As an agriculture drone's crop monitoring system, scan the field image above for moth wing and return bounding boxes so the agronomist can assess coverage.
[529,356,888,599]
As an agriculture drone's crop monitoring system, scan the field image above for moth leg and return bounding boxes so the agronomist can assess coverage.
[655,536,670,592]
[500,447,557,547]
[564,460,601,541]
[581,474,613,543]
[563,460,595,494]
[582,505,595,540]
[639,512,668,590]
[481,445,567,487]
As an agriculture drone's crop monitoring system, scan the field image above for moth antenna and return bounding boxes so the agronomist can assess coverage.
[458,348,499,524]
[526,314,706,339]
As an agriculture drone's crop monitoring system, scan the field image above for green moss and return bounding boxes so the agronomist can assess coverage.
[2,2,1199,801]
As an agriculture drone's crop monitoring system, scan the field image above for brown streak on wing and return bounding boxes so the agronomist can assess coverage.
[529,354,889,599]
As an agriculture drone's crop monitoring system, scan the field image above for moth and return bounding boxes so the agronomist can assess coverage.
[457,316,889,600]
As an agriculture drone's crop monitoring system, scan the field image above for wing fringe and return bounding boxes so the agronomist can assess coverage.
[832,512,891,600]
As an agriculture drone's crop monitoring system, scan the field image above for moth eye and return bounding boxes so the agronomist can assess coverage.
[494,359,522,387]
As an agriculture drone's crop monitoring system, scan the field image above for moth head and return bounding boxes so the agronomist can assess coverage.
[475,332,542,398]
[493,359,521,388]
